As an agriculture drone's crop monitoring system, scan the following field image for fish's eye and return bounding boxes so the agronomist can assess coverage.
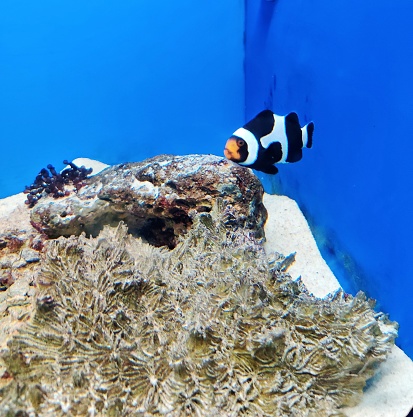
[237,139,245,147]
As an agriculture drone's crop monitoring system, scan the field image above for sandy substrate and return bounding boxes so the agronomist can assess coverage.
[1,159,412,416]
[263,193,413,417]
[0,192,31,230]
[263,194,341,298]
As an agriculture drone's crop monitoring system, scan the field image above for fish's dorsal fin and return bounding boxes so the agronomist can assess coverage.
[285,112,299,125]
[244,110,275,139]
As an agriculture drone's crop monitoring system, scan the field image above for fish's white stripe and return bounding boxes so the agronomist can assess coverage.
[301,126,308,147]
[233,127,259,166]
[260,114,289,163]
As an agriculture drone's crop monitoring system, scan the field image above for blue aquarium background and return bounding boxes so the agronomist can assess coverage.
[0,0,244,194]
[1,0,412,358]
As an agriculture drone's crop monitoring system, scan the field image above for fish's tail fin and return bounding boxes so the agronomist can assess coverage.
[301,122,314,148]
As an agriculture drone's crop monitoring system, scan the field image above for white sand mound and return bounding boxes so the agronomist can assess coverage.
[263,193,340,298]
[262,192,413,417]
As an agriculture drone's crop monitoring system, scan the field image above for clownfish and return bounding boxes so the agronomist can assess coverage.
[224,110,314,174]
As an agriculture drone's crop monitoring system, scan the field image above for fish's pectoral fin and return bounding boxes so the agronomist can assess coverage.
[266,141,283,164]
[259,165,279,175]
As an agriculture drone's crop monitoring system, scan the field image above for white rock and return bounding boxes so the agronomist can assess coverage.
[70,158,110,176]
[262,192,413,417]
[130,178,159,198]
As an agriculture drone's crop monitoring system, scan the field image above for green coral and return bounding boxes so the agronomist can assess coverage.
[0,200,397,416]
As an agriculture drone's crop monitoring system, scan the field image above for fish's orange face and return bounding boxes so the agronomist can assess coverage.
[224,137,248,163]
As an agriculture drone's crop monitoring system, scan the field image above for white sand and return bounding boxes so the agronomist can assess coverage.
[345,346,413,417]
[0,193,32,232]
[262,192,413,417]
[263,193,340,298]
[0,193,27,220]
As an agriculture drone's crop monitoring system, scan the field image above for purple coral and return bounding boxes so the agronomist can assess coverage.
[24,160,93,208]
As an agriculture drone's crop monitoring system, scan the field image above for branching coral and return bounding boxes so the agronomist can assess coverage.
[24,160,93,207]
[0,201,397,416]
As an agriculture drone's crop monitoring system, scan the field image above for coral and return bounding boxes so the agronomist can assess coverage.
[24,160,93,207]
[0,201,397,417]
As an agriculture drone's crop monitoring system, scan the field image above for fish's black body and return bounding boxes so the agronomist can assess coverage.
[224,110,314,174]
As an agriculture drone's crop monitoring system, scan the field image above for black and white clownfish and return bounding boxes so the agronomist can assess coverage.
[224,110,314,174]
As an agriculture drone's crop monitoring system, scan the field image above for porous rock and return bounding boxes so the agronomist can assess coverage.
[30,154,267,248]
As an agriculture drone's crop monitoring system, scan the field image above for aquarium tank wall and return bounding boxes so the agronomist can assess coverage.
[244,0,413,358]
[1,0,412,359]
[0,0,245,197]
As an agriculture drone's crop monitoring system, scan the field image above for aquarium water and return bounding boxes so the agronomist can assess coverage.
[1,0,412,358]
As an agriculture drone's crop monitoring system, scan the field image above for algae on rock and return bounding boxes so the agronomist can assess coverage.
[0,201,397,416]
